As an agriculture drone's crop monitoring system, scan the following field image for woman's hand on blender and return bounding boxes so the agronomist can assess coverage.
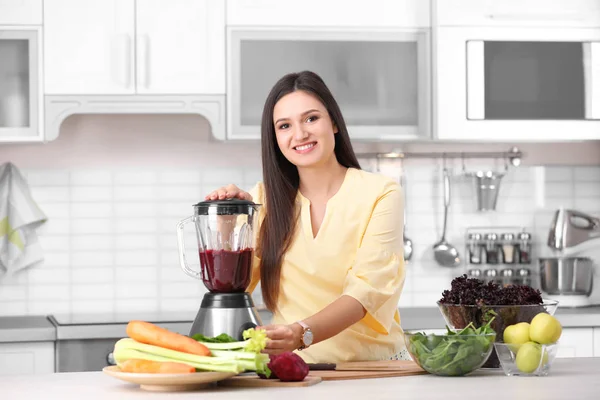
[205,184,252,201]
[259,324,303,355]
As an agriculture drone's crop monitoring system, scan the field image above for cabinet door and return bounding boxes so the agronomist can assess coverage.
[435,0,600,28]
[0,342,54,375]
[555,328,594,358]
[0,0,42,25]
[228,29,430,140]
[227,0,429,28]
[44,0,135,95]
[135,0,225,94]
[0,28,42,141]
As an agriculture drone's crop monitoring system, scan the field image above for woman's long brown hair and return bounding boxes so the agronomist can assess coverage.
[258,71,361,312]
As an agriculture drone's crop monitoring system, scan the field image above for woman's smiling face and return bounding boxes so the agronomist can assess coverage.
[272,90,338,168]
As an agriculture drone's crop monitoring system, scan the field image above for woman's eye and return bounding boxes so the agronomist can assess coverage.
[306,115,319,123]
[278,123,289,130]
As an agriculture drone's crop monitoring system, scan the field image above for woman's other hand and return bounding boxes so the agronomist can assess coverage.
[260,324,303,355]
[205,184,252,201]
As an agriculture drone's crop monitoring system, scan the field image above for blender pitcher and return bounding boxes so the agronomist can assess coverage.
[177,199,261,293]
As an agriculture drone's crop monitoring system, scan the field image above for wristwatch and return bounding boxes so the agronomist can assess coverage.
[296,320,314,350]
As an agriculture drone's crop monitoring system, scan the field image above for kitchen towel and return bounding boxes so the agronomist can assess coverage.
[0,162,47,280]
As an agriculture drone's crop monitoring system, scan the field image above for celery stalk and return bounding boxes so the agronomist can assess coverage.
[114,348,244,373]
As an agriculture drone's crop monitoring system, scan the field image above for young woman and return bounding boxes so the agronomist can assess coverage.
[205,71,408,363]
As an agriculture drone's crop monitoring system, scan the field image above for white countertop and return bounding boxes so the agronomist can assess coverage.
[2,358,600,400]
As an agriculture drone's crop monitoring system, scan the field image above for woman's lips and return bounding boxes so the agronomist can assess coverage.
[294,142,317,154]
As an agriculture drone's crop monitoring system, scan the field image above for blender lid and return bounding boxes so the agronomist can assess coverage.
[193,198,260,215]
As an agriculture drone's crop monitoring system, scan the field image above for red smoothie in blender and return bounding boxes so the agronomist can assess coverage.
[199,248,253,293]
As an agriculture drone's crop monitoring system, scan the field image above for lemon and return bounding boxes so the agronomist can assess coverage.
[515,342,545,373]
[503,322,530,353]
[530,313,562,345]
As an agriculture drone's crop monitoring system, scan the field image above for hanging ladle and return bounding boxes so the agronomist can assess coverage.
[433,159,460,267]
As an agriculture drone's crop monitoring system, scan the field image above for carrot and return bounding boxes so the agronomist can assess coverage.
[126,320,211,357]
[120,359,195,374]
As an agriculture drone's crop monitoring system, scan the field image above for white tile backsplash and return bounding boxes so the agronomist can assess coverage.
[70,170,113,186]
[71,268,114,284]
[114,186,157,201]
[71,186,113,202]
[1,162,599,317]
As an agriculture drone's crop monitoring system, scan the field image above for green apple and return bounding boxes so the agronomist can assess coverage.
[530,313,562,344]
[503,322,531,353]
[516,342,545,373]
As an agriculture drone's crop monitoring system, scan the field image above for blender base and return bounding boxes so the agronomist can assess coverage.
[189,292,263,341]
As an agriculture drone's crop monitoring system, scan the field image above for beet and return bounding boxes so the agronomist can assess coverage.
[268,352,309,382]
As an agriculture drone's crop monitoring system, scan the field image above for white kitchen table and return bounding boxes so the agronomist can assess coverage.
[3,358,600,400]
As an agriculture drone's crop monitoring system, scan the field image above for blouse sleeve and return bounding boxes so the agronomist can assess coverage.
[342,180,406,335]
[246,182,265,294]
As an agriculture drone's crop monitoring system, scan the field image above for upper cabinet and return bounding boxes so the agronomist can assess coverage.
[0,0,43,25]
[135,0,225,94]
[44,0,134,95]
[227,0,430,28]
[227,29,431,141]
[435,0,600,28]
[0,0,43,142]
[44,0,225,95]
[225,0,431,141]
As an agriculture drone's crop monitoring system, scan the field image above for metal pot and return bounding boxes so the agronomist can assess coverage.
[539,257,594,296]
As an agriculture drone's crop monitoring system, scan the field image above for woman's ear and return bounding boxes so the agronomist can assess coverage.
[332,123,338,134]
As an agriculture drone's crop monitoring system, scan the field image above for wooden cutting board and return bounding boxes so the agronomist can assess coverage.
[331,360,423,372]
[311,361,427,381]
[218,374,322,388]
[218,361,426,387]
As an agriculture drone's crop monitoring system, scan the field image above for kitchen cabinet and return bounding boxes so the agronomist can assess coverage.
[555,328,595,358]
[0,27,43,142]
[0,342,54,375]
[227,0,430,28]
[435,0,600,28]
[44,0,225,95]
[227,29,431,141]
[594,328,600,357]
[0,0,42,25]
[43,0,134,95]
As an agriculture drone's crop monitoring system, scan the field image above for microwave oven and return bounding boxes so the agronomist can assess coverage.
[436,27,600,141]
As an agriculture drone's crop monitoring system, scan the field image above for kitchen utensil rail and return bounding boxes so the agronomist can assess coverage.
[356,146,522,166]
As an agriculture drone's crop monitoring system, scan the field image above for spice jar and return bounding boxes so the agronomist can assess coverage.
[501,233,516,264]
[484,268,500,285]
[517,232,532,264]
[500,268,515,287]
[484,233,501,264]
[517,268,532,287]
[467,233,483,264]
[468,268,482,280]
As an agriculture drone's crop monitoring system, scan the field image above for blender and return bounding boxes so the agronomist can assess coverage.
[177,199,263,340]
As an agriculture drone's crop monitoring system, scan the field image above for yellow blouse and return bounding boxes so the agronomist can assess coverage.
[248,167,406,363]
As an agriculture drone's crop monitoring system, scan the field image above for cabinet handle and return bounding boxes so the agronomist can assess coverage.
[139,34,151,89]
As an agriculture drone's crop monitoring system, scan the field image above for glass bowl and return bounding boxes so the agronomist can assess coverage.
[493,342,559,376]
[437,300,559,368]
[404,330,496,376]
